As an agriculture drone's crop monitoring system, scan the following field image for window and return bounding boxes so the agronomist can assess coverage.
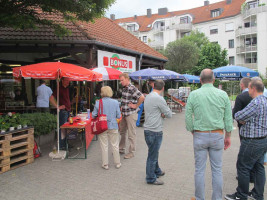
[211,9,220,18]
[245,37,257,46]
[143,36,147,43]
[210,25,218,34]
[244,22,250,28]
[229,39,234,48]
[127,24,135,32]
[225,22,234,32]
[229,56,235,65]
[180,16,191,24]
[153,21,165,31]
[248,0,259,9]
[212,41,218,44]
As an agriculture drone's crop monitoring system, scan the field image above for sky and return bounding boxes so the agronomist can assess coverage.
[105,0,223,19]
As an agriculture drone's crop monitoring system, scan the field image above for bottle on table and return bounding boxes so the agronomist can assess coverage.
[69,112,73,125]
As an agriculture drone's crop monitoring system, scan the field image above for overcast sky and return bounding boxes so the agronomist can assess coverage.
[105,0,223,19]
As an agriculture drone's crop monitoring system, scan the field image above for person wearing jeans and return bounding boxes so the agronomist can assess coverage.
[144,80,172,185]
[51,78,71,149]
[193,131,224,200]
[186,69,232,200]
[225,79,267,200]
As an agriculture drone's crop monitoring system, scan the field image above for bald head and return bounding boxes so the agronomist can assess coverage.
[200,69,215,84]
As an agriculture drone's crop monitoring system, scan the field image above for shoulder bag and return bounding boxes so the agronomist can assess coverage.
[91,99,108,135]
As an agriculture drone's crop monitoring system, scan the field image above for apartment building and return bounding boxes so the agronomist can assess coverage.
[113,0,267,76]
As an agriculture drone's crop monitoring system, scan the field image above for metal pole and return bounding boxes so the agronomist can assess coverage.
[57,76,60,153]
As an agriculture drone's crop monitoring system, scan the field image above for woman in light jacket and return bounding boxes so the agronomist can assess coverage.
[92,86,121,170]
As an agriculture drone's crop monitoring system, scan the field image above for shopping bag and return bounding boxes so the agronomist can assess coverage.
[91,99,108,135]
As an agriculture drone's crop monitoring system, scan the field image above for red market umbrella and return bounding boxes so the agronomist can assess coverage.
[90,67,122,80]
[13,62,102,81]
[13,62,103,154]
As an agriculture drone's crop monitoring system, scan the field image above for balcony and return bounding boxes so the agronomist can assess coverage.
[242,5,267,19]
[236,63,257,70]
[235,26,257,37]
[148,40,164,49]
[151,26,165,34]
[169,23,192,31]
[236,45,257,54]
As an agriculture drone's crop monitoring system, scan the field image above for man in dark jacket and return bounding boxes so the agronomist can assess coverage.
[232,77,252,134]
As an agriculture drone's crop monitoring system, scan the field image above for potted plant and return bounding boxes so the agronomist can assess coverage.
[0,117,10,133]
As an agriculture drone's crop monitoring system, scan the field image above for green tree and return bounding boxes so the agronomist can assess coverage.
[182,30,209,49]
[0,0,115,35]
[164,39,199,73]
[188,42,228,75]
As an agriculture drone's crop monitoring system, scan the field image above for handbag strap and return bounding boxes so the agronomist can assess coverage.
[98,99,103,115]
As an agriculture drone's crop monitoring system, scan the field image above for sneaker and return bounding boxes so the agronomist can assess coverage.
[119,149,125,154]
[124,153,134,159]
[156,171,165,178]
[147,179,164,185]
[115,163,121,169]
[102,165,109,170]
[225,193,241,200]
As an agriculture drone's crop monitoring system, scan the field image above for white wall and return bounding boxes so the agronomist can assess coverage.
[257,11,267,76]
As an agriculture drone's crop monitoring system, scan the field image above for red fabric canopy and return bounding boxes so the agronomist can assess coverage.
[90,67,122,80]
[13,62,102,81]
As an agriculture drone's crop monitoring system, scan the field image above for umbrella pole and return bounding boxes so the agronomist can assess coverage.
[57,77,60,153]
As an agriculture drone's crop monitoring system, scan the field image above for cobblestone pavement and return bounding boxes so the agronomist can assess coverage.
[0,112,266,200]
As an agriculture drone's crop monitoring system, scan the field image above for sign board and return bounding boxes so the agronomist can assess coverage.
[97,50,136,73]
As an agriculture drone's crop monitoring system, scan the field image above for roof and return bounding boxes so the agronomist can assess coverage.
[0,11,167,60]
[114,0,245,32]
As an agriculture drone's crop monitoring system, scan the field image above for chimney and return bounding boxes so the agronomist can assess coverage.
[226,0,232,4]
[110,14,115,20]
[158,7,168,15]
[204,1,209,6]
[147,9,152,18]
[134,15,137,20]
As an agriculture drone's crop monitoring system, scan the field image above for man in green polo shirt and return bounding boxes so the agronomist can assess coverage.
[185,68,232,200]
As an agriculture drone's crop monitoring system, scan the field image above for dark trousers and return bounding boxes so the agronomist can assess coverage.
[59,110,69,148]
[236,137,267,200]
[144,130,163,183]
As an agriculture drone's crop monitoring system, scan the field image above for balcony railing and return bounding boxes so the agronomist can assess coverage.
[151,26,165,34]
[236,45,257,54]
[169,23,192,31]
[236,63,257,70]
[235,26,257,37]
[242,5,267,18]
[148,40,164,48]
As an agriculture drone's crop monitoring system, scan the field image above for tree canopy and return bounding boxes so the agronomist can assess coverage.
[187,42,228,75]
[0,0,115,35]
[163,30,228,75]
[164,39,199,74]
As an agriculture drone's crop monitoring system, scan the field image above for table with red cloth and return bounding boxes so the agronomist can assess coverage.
[60,116,95,159]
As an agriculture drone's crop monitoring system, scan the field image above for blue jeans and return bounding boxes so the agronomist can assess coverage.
[193,131,224,200]
[144,130,163,183]
[236,137,267,200]
[59,110,69,148]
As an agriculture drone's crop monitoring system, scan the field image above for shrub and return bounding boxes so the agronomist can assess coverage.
[20,112,57,136]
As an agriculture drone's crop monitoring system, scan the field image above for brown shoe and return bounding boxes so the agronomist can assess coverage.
[124,153,134,159]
